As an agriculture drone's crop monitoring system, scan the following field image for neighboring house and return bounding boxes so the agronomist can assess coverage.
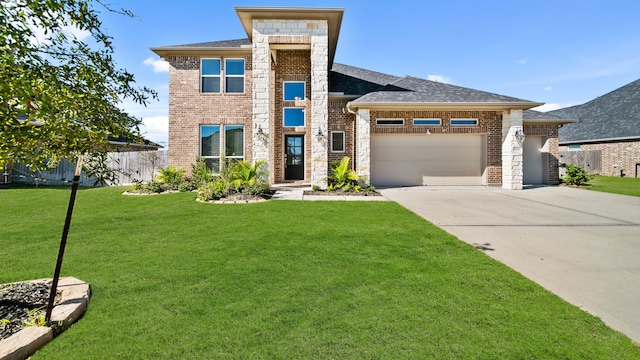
[551,79,640,177]
[151,6,572,189]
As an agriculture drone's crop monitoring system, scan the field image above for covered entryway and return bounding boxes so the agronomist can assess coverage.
[370,134,486,187]
[523,136,546,184]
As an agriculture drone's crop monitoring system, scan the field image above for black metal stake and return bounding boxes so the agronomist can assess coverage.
[45,156,83,323]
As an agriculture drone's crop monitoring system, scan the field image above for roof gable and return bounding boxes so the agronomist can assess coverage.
[552,78,640,143]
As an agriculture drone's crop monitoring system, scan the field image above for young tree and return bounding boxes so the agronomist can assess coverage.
[0,0,157,172]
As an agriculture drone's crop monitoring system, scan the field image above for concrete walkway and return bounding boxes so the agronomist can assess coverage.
[380,185,640,343]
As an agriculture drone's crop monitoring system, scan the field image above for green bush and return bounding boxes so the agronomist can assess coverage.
[562,164,593,186]
[155,166,185,190]
[197,178,229,201]
[328,156,359,190]
[191,158,213,187]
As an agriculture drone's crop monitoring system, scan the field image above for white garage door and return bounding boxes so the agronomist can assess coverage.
[523,136,546,184]
[371,134,486,187]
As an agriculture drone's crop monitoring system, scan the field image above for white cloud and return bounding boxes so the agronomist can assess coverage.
[139,116,168,146]
[28,19,91,46]
[544,86,553,92]
[143,57,170,73]
[427,74,454,84]
[517,59,527,65]
[532,103,561,112]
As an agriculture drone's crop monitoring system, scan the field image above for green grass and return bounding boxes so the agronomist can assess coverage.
[589,175,640,197]
[1,185,639,359]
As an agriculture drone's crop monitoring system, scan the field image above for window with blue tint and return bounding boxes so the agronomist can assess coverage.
[284,82,305,101]
[201,59,221,93]
[283,108,305,127]
[201,125,221,172]
[225,59,245,93]
[568,144,581,151]
[450,118,478,126]
[414,118,442,126]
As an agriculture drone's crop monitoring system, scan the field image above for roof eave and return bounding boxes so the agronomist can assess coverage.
[524,118,577,125]
[150,46,252,59]
[560,135,640,145]
[346,101,544,112]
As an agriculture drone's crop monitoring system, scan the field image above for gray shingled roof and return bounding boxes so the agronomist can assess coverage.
[329,63,400,96]
[551,78,640,143]
[523,109,572,121]
[350,75,538,104]
[155,38,252,49]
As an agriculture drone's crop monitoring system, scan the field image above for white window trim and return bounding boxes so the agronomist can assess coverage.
[450,118,478,126]
[331,131,346,153]
[224,58,245,94]
[413,118,442,126]
[376,118,405,126]
[283,81,306,101]
[200,124,245,173]
[283,107,305,127]
[201,58,221,94]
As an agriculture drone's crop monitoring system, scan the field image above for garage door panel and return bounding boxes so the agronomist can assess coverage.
[371,134,485,187]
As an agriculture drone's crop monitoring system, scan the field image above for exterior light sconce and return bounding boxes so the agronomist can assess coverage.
[256,126,267,143]
[514,129,525,144]
[425,128,431,135]
[316,128,324,141]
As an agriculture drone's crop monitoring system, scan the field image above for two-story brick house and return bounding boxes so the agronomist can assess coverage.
[151,6,572,190]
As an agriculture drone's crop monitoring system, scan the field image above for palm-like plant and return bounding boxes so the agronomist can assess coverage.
[155,166,185,189]
[329,156,359,189]
[229,160,267,191]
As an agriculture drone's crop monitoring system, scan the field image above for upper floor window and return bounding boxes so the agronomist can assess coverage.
[201,59,221,93]
[283,108,305,127]
[376,118,404,125]
[201,58,245,93]
[284,82,305,101]
[414,118,442,126]
[450,118,478,126]
[225,59,245,93]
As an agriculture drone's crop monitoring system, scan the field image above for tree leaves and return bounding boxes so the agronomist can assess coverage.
[0,0,157,171]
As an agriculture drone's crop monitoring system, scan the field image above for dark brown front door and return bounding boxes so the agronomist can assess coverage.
[285,135,304,180]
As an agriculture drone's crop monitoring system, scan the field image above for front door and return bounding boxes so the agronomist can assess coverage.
[285,135,304,180]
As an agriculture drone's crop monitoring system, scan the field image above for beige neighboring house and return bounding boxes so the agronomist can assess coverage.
[552,78,640,177]
[151,6,572,189]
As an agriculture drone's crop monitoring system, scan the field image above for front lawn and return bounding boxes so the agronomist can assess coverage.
[1,186,638,359]
[589,175,640,197]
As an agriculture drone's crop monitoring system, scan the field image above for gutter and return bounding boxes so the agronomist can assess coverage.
[345,101,544,112]
[560,135,640,145]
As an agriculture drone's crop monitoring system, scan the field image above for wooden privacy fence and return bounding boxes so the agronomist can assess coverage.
[559,150,602,175]
[9,150,168,186]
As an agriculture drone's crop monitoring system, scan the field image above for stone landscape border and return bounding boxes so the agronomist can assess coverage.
[0,277,90,360]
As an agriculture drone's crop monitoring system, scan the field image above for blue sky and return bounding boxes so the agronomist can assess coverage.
[96,0,640,146]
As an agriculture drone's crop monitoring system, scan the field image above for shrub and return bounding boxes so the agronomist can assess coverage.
[562,164,593,186]
[191,158,213,187]
[197,178,229,201]
[229,160,268,191]
[328,157,360,191]
[155,166,185,190]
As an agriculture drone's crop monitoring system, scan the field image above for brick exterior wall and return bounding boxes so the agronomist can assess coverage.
[272,50,312,183]
[525,123,560,183]
[167,54,253,175]
[328,100,356,169]
[368,110,503,185]
[559,140,640,177]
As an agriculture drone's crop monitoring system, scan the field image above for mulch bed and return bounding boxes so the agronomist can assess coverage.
[0,282,55,341]
[303,190,382,196]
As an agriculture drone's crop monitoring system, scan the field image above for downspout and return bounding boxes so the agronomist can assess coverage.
[345,102,358,170]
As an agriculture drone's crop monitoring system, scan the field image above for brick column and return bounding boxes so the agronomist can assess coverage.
[502,109,524,190]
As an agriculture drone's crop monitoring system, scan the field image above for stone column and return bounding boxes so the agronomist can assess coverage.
[502,109,524,190]
[251,26,271,170]
[310,31,329,188]
[355,108,371,183]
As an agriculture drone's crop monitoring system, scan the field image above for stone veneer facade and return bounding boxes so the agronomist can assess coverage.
[251,19,329,187]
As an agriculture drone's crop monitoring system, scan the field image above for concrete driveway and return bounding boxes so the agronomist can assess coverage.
[380,186,640,343]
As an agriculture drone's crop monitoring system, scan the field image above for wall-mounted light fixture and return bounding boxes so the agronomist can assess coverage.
[256,126,267,142]
[425,128,431,135]
[316,128,324,141]
[514,129,525,144]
